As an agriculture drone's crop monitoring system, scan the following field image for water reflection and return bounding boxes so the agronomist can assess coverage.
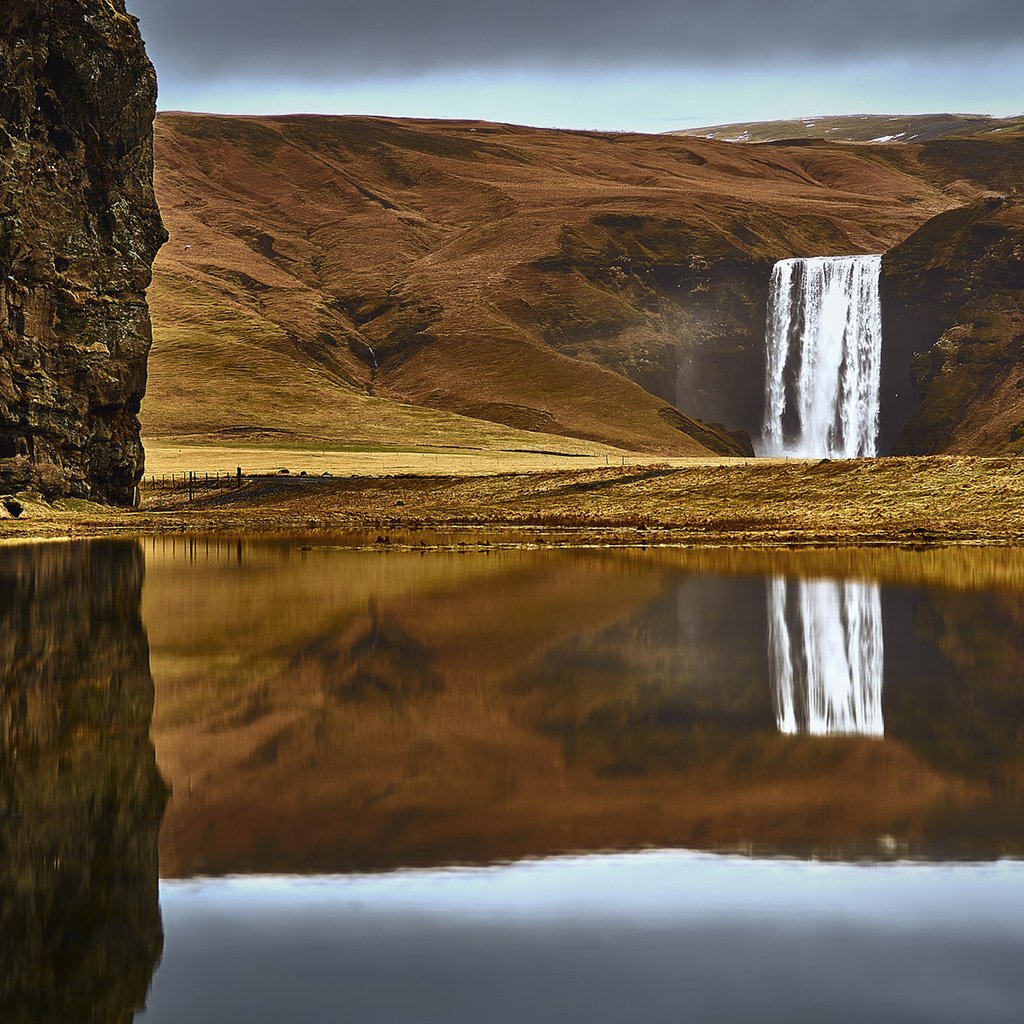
[768,577,884,736]
[0,542,167,1024]
[5,538,1024,1023]
[140,538,1024,869]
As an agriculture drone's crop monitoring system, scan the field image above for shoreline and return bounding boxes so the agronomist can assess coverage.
[3,456,1024,549]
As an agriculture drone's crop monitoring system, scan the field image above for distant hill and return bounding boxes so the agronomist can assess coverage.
[671,113,1024,145]
[145,113,1022,459]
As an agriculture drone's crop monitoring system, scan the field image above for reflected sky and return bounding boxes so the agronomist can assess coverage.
[140,852,1024,1024]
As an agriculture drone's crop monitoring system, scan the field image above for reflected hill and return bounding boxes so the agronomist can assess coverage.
[144,540,1024,875]
[0,542,167,1024]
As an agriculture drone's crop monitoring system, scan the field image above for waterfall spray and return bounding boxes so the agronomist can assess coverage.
[762,255,883,458]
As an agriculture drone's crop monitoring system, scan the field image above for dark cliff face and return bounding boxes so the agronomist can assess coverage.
[0,541,167,1024]
[0,0,165,504]
[880,197,1024,454]
[518,213,771,449]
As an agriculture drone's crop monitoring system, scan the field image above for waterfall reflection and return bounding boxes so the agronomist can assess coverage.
[768,576,884,736]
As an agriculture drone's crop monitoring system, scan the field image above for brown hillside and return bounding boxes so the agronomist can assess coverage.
[147,114,982,458]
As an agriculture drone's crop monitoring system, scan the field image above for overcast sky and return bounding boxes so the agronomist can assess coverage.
[125,0,1024,131]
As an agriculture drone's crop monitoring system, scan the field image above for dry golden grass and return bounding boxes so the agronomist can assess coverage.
[139,440,733,479]
[5,456,1024,550]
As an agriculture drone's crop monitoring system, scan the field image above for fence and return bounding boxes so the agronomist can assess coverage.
[140,467,244,501]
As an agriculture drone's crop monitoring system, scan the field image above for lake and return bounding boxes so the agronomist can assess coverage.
[2,536,1023,1022]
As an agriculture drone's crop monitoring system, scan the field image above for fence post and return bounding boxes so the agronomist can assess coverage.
[188,471,194,503]
[236,466,242,489]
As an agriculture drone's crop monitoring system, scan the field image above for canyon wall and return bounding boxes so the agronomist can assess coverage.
[0,0,165,504]
[881,196,1024,454]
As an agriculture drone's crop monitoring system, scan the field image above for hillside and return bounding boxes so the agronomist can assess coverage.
[145,113,985,461]
[672,113,1024,145]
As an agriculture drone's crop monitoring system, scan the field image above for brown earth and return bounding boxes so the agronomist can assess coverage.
[147,112,1022,461]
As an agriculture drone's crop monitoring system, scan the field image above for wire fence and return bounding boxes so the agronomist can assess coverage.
[140,468,244,500]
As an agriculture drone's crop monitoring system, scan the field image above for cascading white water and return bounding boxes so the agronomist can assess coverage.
[767,576,884,737]
[762,255,883,458]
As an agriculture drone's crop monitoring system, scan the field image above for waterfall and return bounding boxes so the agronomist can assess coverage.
[762,255,883,458]
[767,576,884,737]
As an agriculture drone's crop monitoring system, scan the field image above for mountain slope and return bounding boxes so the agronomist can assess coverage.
[148,115,755,457]
[146,113,1020,457]
[882,196,1024,454]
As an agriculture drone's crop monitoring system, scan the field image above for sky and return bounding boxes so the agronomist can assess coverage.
[125,0,1024,132]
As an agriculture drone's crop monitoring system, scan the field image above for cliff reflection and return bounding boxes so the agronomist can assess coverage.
[145,540,1024,873]
[0,542,167,1024]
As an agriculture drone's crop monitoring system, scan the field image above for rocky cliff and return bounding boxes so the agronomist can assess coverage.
[0,0,165,504]
[882,196,1024,454]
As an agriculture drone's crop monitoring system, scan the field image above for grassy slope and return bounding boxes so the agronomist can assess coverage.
[146,113,977,461]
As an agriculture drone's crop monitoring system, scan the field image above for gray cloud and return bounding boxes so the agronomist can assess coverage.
[126,1,1024,82]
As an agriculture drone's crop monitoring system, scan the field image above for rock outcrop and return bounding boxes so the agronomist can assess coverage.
[881,197,1024,454]
[0,0,165,504]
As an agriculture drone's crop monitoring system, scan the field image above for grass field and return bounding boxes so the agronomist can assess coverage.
[4,456,1024,549]
[140,439,649,479]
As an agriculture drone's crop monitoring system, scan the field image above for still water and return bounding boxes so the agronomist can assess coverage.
[2,537,1024,1022]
